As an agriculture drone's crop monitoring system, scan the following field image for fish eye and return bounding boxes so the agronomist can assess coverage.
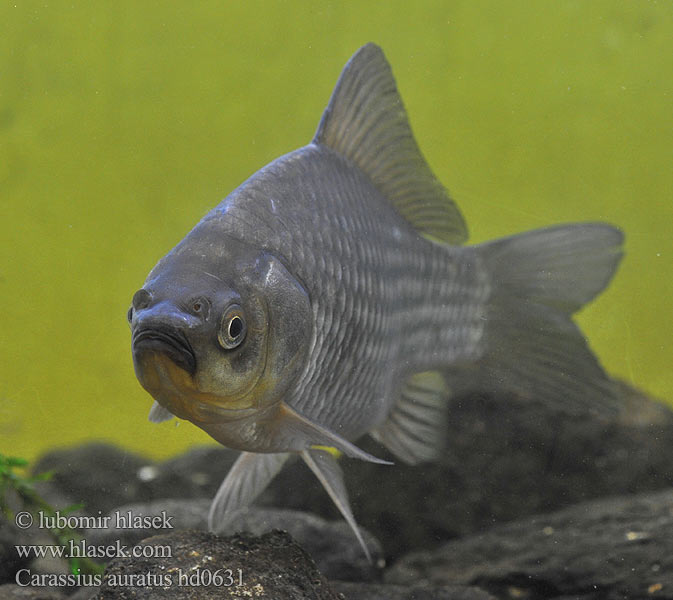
[218,304,247,350]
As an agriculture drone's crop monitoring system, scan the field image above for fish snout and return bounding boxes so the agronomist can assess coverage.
[131,315,197,376]
[129,288,210,330]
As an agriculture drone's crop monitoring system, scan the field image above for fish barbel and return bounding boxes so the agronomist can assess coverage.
[129,44,623,560]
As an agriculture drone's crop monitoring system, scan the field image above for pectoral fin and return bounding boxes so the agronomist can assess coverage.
[301,448,372,562]
[148,401,174,423]
[208,451,290,533]
[279,403,392,465]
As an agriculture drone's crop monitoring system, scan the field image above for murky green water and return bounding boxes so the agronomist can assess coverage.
[2,1,671,462]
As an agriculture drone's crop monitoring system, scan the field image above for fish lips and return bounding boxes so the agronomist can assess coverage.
[132,327,197,376]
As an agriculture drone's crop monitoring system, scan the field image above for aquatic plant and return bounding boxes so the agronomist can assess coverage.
[0,453,105,576]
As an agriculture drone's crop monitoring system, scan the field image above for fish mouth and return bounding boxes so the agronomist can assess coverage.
[132,326,196,376]
[190,400,258,423]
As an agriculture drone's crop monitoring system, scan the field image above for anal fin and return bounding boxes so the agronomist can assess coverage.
[371,371,448,465]
[208,452,289,533]
[301,448,372,562]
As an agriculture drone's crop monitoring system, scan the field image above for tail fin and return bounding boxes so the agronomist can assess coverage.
[473,223,624,415]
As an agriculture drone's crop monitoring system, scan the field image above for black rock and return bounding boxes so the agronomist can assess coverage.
[1,516,30,584]
[86,500,381,583]
[332,581,496,599]
[85,498,211,547]
[69,587,99,600]
[149,446,237,499]
[0,584,66,598]
[216,507,382,582]
[1,505,76,590]
[262,382,673,558]
[31,444,236,518]
[32,443,156,516]
[386,487,673,600]
[32,383,673,563]
[32,444,237,519]
[92,529,340,599]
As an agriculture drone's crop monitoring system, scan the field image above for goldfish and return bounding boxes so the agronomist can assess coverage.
[129,43,623,560]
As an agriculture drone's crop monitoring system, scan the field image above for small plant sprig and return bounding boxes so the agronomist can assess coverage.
[0,453,105,576]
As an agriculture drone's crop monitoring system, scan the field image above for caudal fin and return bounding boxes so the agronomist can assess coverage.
[474,223,624,415]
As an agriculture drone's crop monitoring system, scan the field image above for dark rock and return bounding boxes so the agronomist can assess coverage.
[1,516,30,583]
[386,487,673,600]
[33,444,236,518]
[32,443,156,516]
[69,588,99,600]
[332,581,496,599]
[156,446,237,498]
[0,584,66,598]
[86,501,381,583]
[217,508,382,582]
[33,383,673,563]
[31,444,236,519]
[262,382,673,558]
[92,529,339,599]
[26,553,69,586]
[1,506,73,587]
[85,498,211,547]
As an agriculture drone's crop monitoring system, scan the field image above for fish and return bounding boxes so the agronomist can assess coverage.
[129,43,623,560]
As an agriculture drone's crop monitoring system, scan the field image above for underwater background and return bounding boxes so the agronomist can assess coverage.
[1,1,671,462]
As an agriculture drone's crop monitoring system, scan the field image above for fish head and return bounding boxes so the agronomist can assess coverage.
[129,229,311,425]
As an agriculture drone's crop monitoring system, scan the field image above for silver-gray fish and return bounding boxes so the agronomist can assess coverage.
[129,43,623,559]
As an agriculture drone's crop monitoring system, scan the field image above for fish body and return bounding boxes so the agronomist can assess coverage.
[199,145,483,444]
[129,44,623,559]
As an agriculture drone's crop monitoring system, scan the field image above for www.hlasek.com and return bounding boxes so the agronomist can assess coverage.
[15,538,172,560]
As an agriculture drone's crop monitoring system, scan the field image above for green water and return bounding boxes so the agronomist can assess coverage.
[2,1,671,462]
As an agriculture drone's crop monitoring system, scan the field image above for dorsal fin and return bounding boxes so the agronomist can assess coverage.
[314,43,468,245]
